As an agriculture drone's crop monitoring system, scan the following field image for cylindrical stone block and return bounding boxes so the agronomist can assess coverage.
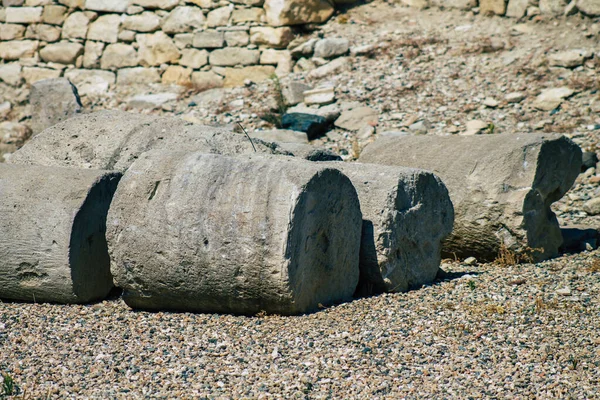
[107,151,362,315]
[7,111,301,172]
[0,164,121,303]
[360,133,582,261]
[326,162,454,294]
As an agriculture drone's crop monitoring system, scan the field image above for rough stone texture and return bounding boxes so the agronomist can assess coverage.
[0,63,22,86]
[39,41,83,64]
[22,66,61,84]
[0,23,26,40]
[30,78,82,134]
[251,129,308,144]
[82,40,104,68]
[61,11,90,39]
[179,48,208,68]
[85,0,128,12]
[540,0,568,15]
[117,67,160,84]
[5,6,43,23]
[63,69,115,96]
[42,4,68,25]
[324,162,454,294]
[209,48,260,66]
[131,0,179,9]
[137,31,181,67]
[430,0,477,9]
[122,12,161,33]
[314,38,349,58]
[107,151,362,315]
[0,164,121,303]
[192,30,225,48]
[506,0,529,17]
[360,134,582,262]
[162,6,205,34]
[191,70,224,90]
[100,43,138,70]
[480,0,507,15]
[264,0,335,26]
[577,0,600,16]
[161,65,192,85]
[223,65,275,86]
[8,111,293,171]
[0,40,38,60]
[87,14,121,43]
[206,6,232,27]
[249,26,293,48]
[25,24,61,42]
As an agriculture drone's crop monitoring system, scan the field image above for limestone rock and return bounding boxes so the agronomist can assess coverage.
[87,14,121,43]
[179,48,208,68]
[162,6,205,34]
[251,129,309,144]
[192,30,225,48]
[577,0,600,16]
[0,164,120,304]
[83,41,104,69]
[250,26,293,49]
[360,134,582,262]
[506,0,529,17]
[548,49,590,68]
[84,0,128,12]
[480,0,507,15]
[191,71,224,91]
[61,12,90,39]
[64,69,115,96]
[100,43,139,70]
[207,6,232,27]
[223,65,275,87]
[42,4,67,25]
[264,0,334,26]
[209,48,260,66]
[122,12,161,32]
[22,66,61,84]
[130,0,179,9]
[231,7,264,23]
[39,42,83,64]
[29,78,81,135]
[534,87,575,111]
[314,38,349,58]
[137,31,181,67]
[5,6,43,23]
[107,152,361,315]
[334,106,378,131]
[539,0,568,15]
[0,63,23,86]
[0,23,26,40]
[161,65,192,85]
[25,24,61,42]
[0,40,38,60]
[116,67,160,84]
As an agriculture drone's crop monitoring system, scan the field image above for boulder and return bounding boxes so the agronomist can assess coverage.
[264,0,335,26]
[107,152,362,315]
[577,0,600,16]
[0,164,121,303]
[360,134,582,261]
[325,162,454,294]
[29,78,82,135]
[8,111,294,171]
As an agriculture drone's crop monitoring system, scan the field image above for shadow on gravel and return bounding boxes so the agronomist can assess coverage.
[434,268,481,284]
[559,227,600,255]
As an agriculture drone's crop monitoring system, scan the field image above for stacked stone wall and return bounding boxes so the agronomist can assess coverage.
[0,0,336,90]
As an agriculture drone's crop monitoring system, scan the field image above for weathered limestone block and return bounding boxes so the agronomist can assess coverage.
[430,0,476,9]
[0,40,38,60]
[209,47,260,66]
[264,0,334,26]
[0,23,25,40]
[223,65,275,87]
[39,41,83,64]
[107,152,362,315]
[100,43,138,70]
[64,69,115,96]
[360,134,582,261]
[250,26,293,49]
[224,30,250,47]
[161,65,191,85]
[179,48,208,68]
[577,0,600,16]
[61,11,90,39]
[25,24,61,42]
[206,6,232,27]
[8,111,292,171]
[83,40,104,68]
[480,0,507,15]
[162,6,205,33]
[0,63,23,86]
[30,78,82,134]
[231,7,264,23]
[506,0,529,17]
[0,164,121,304]
[5,6,43,23]
[87,14,121,43]
[323,162,453,294]
[22,66,61,84]
[131,0,179,9]
[191,70,223,90]
[41,5,68,25]
[137,31,181,67]
[539,0,568,15]
[116,67,160,84]
[85,0,128,12]
[122,12,161,32]
[192,30,225,48]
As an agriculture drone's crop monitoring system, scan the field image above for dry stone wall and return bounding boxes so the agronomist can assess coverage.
[0,0,342,90]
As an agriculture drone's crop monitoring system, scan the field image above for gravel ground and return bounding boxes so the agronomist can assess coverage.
[1,252,599,398]
[2,1,600,398]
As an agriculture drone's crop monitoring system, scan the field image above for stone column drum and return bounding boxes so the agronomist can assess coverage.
[0,164,121,303]
[360,133,582,261]
[107,151,362,315]
[326,162,454,294]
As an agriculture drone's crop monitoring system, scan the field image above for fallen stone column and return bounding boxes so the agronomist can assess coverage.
[7,110,315,171]
[360,134,582,261]
[107,151,362,315]
[325,162,454,294]
[0,164,121,303]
